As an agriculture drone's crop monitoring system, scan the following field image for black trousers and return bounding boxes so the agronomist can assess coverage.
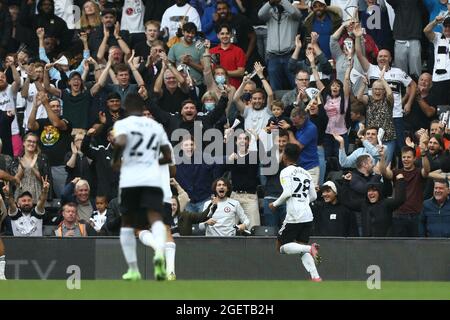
[391,214,419,237]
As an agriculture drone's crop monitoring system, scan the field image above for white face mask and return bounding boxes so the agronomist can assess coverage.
[215,75,226,85]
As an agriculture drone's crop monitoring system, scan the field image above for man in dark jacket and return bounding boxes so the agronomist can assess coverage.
[81,127,119,201]
[147,94,228,140]
[346,174,406,237]
[419,179,450,237]
[19,0,72,53]
[311,181,358,237]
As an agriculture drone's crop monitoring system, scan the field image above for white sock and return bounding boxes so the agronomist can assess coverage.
[138,230,157,250]
[165,242,176,275]
[0,255,5,277]
[151,221,167,256]
[280,242,311,254]
[301,253,320,279]
[119,228,139,272]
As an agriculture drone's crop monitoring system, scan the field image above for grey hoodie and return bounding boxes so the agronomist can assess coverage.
[258,0,302,55]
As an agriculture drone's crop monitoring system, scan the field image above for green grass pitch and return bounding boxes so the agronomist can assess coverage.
[0,280,449,300]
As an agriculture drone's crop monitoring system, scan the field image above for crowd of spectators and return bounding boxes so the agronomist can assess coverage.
[0,0,449,239]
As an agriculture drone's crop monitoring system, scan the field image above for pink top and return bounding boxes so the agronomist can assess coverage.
[324,96,348,135]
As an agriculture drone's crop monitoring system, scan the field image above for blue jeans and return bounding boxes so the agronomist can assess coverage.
[266,54,295,90]
[323,133,348,158]
[185,199,210,213]
[262,198,286,228]
[317,146,326,186]
[393,117,405,155]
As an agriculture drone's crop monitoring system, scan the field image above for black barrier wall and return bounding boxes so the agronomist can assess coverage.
[3,237,450,280]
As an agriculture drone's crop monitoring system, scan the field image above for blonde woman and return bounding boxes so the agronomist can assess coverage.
[80,1,102,33]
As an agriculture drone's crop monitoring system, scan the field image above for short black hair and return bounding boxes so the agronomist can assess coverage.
[283,143,301,163]
[107,92,121,101]
[182,22,197,33]
[124,93,145,113]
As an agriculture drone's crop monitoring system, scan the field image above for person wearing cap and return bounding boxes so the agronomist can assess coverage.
[81,126,120,201]
[302,0,343,60]
[258,0,301,90]
[345,173,406,236]
[424,15,450,106]
[43,59,105,130]
[88,8,131,59]
[89,92,125,146]
[311,180,358,236]
[2,175,49,237]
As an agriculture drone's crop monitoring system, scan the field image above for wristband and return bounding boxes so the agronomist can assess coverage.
[259,77,265,80]
[116,37,122,41]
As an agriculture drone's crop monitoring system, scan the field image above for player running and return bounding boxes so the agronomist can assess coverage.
[269,143,322,282]
[112,93,172,281]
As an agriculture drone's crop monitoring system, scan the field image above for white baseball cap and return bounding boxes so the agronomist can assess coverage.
[321,181,337,194]
[312,0,327,6]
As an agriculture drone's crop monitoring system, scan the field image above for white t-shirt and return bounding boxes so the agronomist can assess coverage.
[367,64,412,118]
[121,0,145,34]
[53,0,77,29]
[23,83,48,130]
[161,4,202,39]
[0,84,20,135]
[114,115,170,188]
[432,32,450,83]
[201,198,249,236]
[243,106,272,151]
[331,0,358,21]
[273,165,317,224]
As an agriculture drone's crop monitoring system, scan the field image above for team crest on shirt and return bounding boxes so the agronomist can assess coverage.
[126,7,134,15]
[41,125,60,146]
[224,206,231,213]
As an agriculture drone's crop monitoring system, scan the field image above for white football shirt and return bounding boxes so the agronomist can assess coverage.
[367,64,412,118]
[114,116,170,188]
[273,165,317,223]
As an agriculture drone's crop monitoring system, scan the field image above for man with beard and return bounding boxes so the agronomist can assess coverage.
[414,135,446,199]
[161,0,202,39]
[168,22,205,88]
[19,0,71,52]
[269,143,321,281]
[199,178,249,236]
[88,8,131,59]
[2,176,49,237]
[202,0,258,68]
[302,0,343,60]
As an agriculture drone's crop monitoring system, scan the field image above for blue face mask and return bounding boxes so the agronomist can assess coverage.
[215,75,226,85]
[241,92,252,101]
[204,102,215,112]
